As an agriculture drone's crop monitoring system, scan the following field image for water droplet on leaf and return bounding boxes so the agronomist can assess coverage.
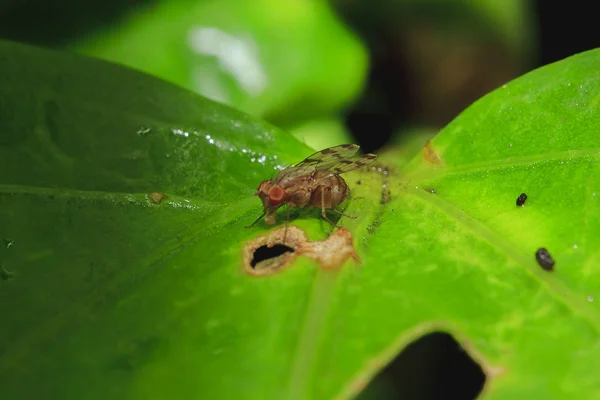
[137,126,151,137]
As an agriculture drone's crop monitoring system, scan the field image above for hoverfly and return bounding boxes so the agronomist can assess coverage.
[246,144,377,228]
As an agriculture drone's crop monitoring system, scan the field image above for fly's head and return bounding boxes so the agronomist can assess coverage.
[255,180,286,225]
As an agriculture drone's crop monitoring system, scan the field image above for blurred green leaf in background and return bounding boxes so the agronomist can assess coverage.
[71,0,368,129]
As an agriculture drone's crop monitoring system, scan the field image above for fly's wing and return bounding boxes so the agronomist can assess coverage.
[320,152,378,175]
[274,144,377,183]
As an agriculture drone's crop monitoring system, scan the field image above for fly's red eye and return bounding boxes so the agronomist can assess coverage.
[268,186,285,206]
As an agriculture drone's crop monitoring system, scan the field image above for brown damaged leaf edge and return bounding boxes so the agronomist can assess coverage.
[243,227,360,276]
[423,140,444,166]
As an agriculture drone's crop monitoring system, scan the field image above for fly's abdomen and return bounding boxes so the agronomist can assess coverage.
[310,175,349,209]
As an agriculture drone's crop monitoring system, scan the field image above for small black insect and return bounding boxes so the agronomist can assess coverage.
[516,193,527,207]
[536,248,555,271]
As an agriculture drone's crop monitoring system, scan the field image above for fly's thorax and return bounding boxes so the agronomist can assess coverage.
[274,174,314,209]
[286,187,311,208]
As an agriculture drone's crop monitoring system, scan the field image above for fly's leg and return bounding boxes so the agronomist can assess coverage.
[320,187,337,226]
[283,204,290,243]
[332,208,357,219]
[321,211,336,227]
[245,211,266,228]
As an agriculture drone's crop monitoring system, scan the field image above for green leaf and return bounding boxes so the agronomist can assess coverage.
[2,39,600,400]
[72,0,368,125]
[342,52,600,398]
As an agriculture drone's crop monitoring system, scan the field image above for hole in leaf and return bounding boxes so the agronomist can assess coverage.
[250,244,295,268]
[243,226,359,276]
[357,332,486,400]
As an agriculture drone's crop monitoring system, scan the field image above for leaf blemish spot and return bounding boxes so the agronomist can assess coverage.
[365,162,392,205]
[243,226,360,276]
[380,184,391,205]
[148,192,167,205]
[423,140,444,166]
[367,218,383,235]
